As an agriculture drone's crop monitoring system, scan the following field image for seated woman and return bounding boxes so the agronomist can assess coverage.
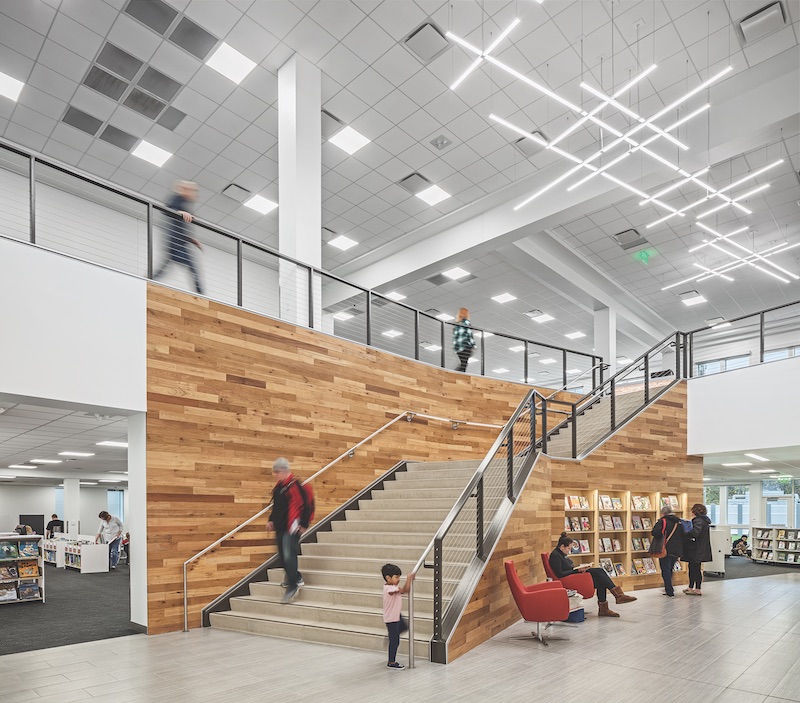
[731,535,749,557]
[549,532,637,617]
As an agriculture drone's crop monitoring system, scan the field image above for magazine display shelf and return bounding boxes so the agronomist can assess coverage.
[65,542,109,573]
[562,490,688,580]
[752,527,800,566]
[0,534,45,605]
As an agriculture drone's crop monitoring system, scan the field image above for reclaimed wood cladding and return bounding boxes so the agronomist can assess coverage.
[146,285,536,634]
[447,383,702,661]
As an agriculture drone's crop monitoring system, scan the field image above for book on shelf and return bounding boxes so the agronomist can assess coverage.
[0,564,19,580]
[0,542,20,559]
[612,516,624,530]
[0,584,17,601]
[777,530,786,539]
[601,537,613,553]
[565,497,571,510]
[570,517,582,532]
[788,554,797,563]
[579,497,590,509]
[643,557,657,574]
[16,561,38,579]
[643,538,651,551]
[579,540,590,553]
[17,541,39,558]
[568,496,581,509]
[613,562,626,577]
[668,495,679,510]
[642,517,653,530]
[632,538,643,551]
[611,539,622,552]
[611,497,623,510]
[778,552,787,562]
[632,558,645,574]
[17,582,40,600]
[599,495,613,510]
[600,558,614,576]
[759,540,770,548]
[767,551,774,559]
[788,542,798,550]
[580,517,591,531]
[631,516,643,530]
[632,496,643,510]
[641,497,652,510]
[570,542,581,554]
[778,541,786,549]
[564,517,571,531]
[660,497,669,509]
[602,515,614,531]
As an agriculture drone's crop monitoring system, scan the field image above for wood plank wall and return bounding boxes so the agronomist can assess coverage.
[146,285,541,634]
[447,383,703,661]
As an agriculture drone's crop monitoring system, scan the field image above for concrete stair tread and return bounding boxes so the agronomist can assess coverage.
[235,592,436,613]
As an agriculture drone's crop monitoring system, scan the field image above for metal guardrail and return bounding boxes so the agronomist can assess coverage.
[181,410,503,631]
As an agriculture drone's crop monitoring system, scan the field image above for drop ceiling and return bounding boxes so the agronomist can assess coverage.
[0,0,798,357]
[703,445,800,482]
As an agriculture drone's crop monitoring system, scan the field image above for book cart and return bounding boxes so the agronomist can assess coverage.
[0,534,45,605]
[562,490,688,582]
[752,527,800,566]
[65,542,109,574]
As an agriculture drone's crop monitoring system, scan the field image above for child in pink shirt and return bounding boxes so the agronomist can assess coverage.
[381,563,415,670]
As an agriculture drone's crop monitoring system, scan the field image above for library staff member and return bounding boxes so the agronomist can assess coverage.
[45,514,64,538]
[95,511,124,570]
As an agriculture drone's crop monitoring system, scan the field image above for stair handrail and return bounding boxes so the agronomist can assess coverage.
[407,387,536,666]
[181,410,503,631]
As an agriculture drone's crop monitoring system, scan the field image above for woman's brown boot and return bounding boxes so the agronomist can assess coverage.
[611,586,637,604]
[598,601,619,617]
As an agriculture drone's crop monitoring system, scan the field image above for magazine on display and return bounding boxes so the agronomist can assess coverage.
[643,557,657,573]
[570,517,582,532]
[631,516,643,530]
[599,495,613,510]
[579,540,590,553]
[642,517,653,530]
[17,582,40,600]
[602,515,614,531]
[0,564,19,580]
[601,537,613,553]
[600,558,614,576]
[16,561,38,578]
[0,542,20,559]
[612,516,624,530]
[611,539,622,552]
[613,562,626,576]
[580,517,591,531]
[570,542,581,554]
[579,497,590,509]
[632,538,643,551]
[641,497,652,510]
[17,541,39,557]
[633,559,645,574]
[632,496,643,510]
[611,497,623,510]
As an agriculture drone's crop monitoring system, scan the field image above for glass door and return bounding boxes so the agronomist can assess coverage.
[764,497,791,527]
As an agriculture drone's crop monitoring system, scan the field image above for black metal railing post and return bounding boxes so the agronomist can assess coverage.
[307,267,314,328]
[146,202,153,279]
[541,399,548,453]
[675,334,681,378]
[365,291,372,346]
[480,330,485,377]
[29,156,36,244]
[610,378,616,428]
[414,310,420,360]
[593,357,598,388]
[562,349,567,388]
[476,478,484,559]
[530,398,537,449]
[433,540,443,640]
[599,358,605,386]
[571,403,578,458]
[506,427,514,500]
[759,312,765,362]
[440,321,446,369]
[524,341,529,383]
[236,239,243,307]
[688,332,694,377]
[644,354,650,404]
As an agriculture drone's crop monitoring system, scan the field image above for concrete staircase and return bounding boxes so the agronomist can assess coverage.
[543,390,646,457]
[209,460,481,658]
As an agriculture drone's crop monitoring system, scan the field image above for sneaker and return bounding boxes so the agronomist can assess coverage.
[387,662,405,670]
[281,586,299,604]
[662,592,674,597]
[280,578,304,588]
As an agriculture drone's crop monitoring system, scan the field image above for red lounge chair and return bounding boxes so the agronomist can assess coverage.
[541,552,595,599]
[505,560,570,646]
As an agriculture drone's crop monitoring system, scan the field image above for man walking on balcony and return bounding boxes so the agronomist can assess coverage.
[453,307,476,372]
[267,458,313,604]
[152,181,205,295]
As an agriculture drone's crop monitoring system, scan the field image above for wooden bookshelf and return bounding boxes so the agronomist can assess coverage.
[0,534,45,605]
[563,490,596,566]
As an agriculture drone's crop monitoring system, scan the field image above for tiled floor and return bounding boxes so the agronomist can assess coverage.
[2,572,800,703]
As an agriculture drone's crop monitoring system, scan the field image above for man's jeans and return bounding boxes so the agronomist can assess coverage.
[278,532,300,588]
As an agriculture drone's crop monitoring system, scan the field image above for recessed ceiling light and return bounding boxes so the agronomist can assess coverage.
[80,481,98,486]
[333,311,354,321]
[525,309,554,323]
[384,291,406,301]
[475,331,494,338]
[59,452,95,457]
[96,441,128,448]
[244,194,278,215]
[540,358,556,365]
[328,235,357,251]
[467,357,479,364]
[442,267,470,280]
[31,459,62,464]
[8,464,36,469]
[492,368,509,374]
[566,368,581,374]
[774,475,793,479]
[703,477,711,481]
[108,471,129,475]
[416,184,450,206]
[679,290,707,306]
[422,344,442,351]
[99,479,122,483]
[131,140,172,167]
[0,70,24,102]
[565,331,585,339]
[711,322,732,329]
[206,42,256,84]
[617,357,633,365]
[509,345,525,352]
[435,312,455,321]
[492,293,516,304]
[0,475,15,480]
[328,125,370,155]
[382,330,403,338]
[748,469,777,473]
[744,453,768,462]
[722,462,752,467]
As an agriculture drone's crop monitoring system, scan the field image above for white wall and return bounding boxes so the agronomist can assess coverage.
[0,237,147,412]
[688,357,800,454]
[0,486,56,532]
[80,488,114,537]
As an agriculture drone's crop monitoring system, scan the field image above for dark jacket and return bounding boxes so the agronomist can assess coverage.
[269,474,311,534]
[683,515,712,563]
[549,548,579,578]
[651,515,684,559]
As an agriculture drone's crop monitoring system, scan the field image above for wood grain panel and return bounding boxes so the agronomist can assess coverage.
[146,285,540,634]
[448,383,702,661]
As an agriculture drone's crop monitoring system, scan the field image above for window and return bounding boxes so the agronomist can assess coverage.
[763,348,791,362]
[762,478,792,495]
[704,485,721,524]
[694,354,750,376]
[726,485,749,528]
[107,490,125,524]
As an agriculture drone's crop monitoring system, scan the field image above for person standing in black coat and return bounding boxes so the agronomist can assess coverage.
[682,503,712,595]
[652,506,683,597]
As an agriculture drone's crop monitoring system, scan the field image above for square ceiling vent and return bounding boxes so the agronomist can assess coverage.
[169,17,218,60]
[321,109,344,139]
[99,125,138,150]
[96,43,142,81]
[737,2,787,45]
[397,172,432,195]
[83,66,128,101]
[222,183,251,202]
[513,130,548,158]
[62,106,102,136]
[404,21,450,63]
[124,0,178,35]
[614,228,649,251]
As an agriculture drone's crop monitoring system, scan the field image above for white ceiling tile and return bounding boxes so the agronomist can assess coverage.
[349,108,393,141]
[205,106,250,140]
[148,41,203,84]
[106,14,161,63]
[348,66,394,105]
[107,105,151,138]
[440,143,480,171]
[446,110,489,143]
[48,11,104,59]
[319,43,369,86]
[397,108,438,141]
[283,16,338,64]
[180,140,218,170]
[398,68,446,108]
[18,86,67,121]
[373,90,419,124]
[744,25,798,66]
[0,14,46,61]
[341,16,395,64]
[370,43,420,87]
[0,0,57,35]
[70,85,118,122]
[184,0,242,36]
[424,90,469,126]
[226,16,279,65]
[11,104,56,138]
[187,65,237,104]
[78,153,116,179]
[369,0,427,41]
[308,0,366,40]
[0,45,35,82]
[240,66,278,106]
[248,0,304,39]
[324,88,370,124]
[5,123,48,151]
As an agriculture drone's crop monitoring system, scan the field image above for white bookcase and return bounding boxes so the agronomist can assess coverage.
[43,539,66,568]
[65,542,109,573]
[0,533,45,605]
[749,527,800,566]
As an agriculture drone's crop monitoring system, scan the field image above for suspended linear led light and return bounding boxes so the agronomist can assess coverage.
[745,453,769,462]
[690,224,750,253]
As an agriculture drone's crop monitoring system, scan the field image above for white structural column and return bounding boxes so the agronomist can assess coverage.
[128,411,147,629]
[594,308,617,380]
[63,477,80,539]
[278,54,322,329]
